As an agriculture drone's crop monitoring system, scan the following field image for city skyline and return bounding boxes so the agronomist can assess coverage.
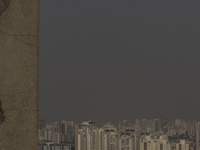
[39,118,200,150]
[40,117,200,128]
[38,1,200,150]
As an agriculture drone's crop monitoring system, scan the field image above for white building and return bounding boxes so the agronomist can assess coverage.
[140,135,171,150]
[196,122,200,146]
[77,121,98,150]
[118,130,136,150]
[175,140,189,150]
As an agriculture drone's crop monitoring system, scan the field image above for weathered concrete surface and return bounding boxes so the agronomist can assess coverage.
[0,0,39,149]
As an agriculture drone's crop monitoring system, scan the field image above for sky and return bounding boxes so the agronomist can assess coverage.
[39,0,200,125]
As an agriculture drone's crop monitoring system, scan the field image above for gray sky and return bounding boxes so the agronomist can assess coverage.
[39,0,200,125]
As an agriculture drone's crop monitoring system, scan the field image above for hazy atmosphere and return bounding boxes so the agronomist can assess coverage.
[39,0,200,125]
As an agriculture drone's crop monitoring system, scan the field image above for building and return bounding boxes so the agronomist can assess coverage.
[77,121,98,150]
[40,119,47,129]
[176,140,189,150]
[38,144,71,150]
[196,122,200,150]
[140,135,170,150]
[118,130,136,150]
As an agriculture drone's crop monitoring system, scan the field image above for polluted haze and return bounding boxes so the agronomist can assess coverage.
[39,0,200,125]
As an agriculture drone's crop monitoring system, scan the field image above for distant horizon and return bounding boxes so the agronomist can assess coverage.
[39,117,200,127]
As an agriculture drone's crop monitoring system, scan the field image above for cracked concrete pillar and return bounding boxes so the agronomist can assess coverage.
[0,0,39,149]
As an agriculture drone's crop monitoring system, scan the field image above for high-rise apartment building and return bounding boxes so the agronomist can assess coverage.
[39,119,47,129]
[140,135,170,150]
[77,121,98,150]
[118,120,133,130]
[196,122,200,150]
[159,116,164,129]
[141,119,148,133]
[176,140,189,150]
[118,130,136,150]
[75,124,80,150]
[154,119,160,132]
[99,128,118,150]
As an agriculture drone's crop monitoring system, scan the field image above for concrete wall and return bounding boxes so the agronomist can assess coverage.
[0,0,39,149]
